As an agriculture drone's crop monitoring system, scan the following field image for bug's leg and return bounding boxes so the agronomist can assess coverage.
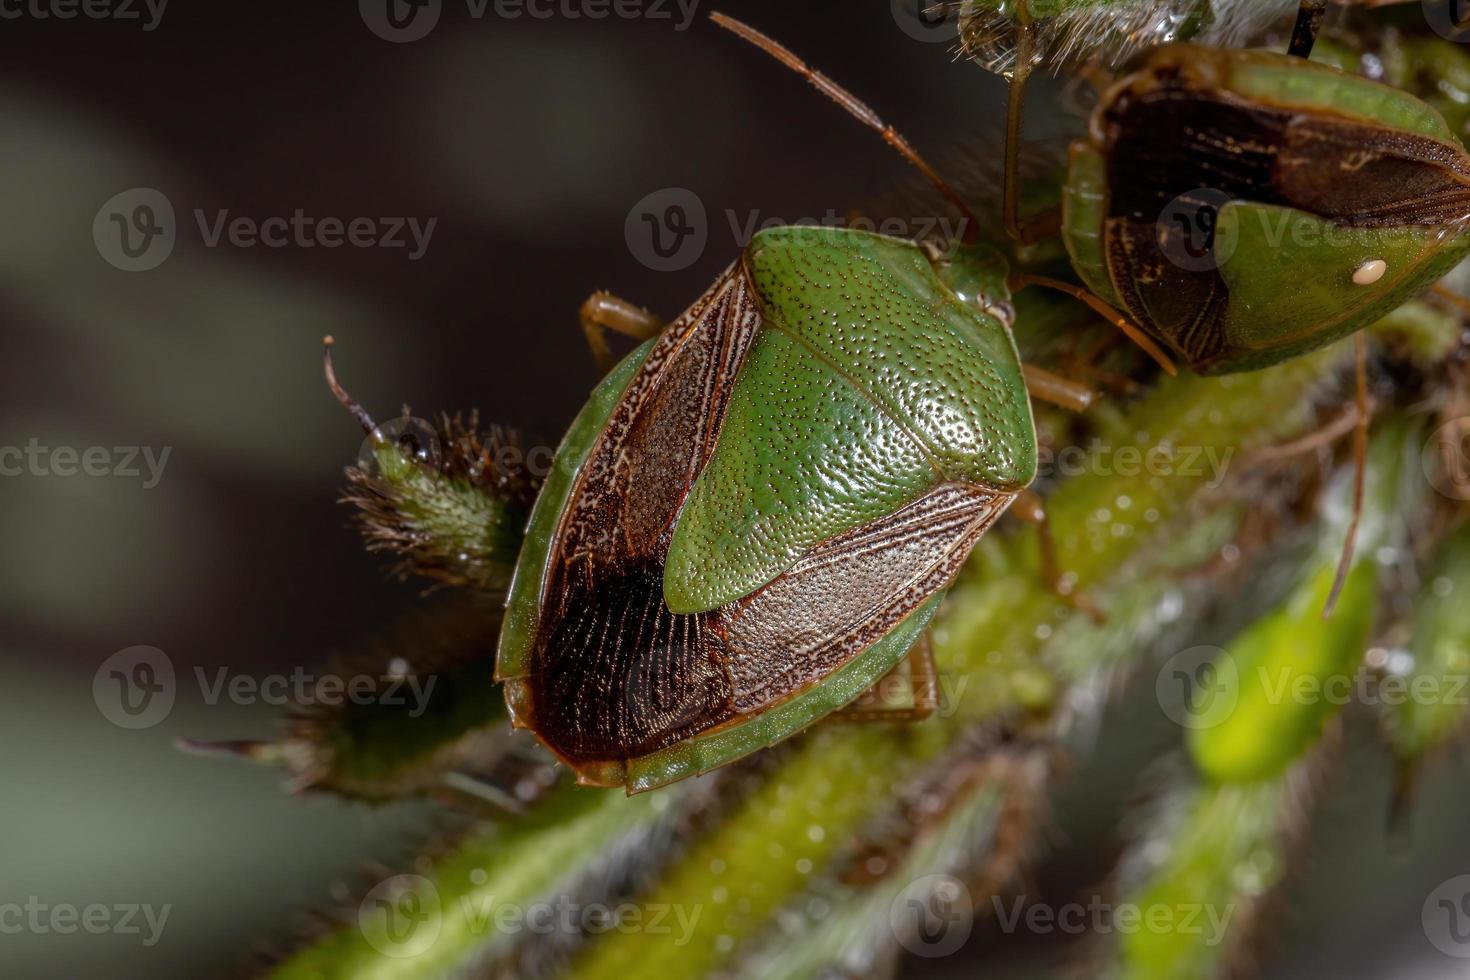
[1010,274,1179,376]
[833,633,939,723]
[1244,404,1365,463]
[1324,333,1371,618]
[1431,282,1470,319]
[1022,363,1097,413]
[579,291,664,375]
[1288,1,1329,59]
[1012,489,1106,624]
[1003,11,1037,243]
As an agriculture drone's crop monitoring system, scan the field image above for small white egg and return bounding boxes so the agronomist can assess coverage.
[1352,259,1387,286]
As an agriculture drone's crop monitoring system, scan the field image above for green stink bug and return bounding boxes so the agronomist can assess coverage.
[494,16,1101,794]
[1061,42,1470,375]
[495,225,1036,793]
[1053,35,1470,611]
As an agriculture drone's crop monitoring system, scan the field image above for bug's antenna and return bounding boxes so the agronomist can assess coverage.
[710,12,981,244]
[323,335,377,434]
[1288,0,1328,59]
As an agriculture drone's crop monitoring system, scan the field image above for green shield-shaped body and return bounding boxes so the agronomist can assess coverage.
[496,226,1036,792]
[1063,44,1470,375]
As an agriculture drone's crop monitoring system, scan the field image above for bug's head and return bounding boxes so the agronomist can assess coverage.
[932,240,1015,329]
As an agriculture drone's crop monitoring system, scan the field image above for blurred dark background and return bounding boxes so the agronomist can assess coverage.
[2,2,1467,978]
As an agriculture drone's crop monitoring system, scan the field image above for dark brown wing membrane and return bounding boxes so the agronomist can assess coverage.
[530,269,762,763]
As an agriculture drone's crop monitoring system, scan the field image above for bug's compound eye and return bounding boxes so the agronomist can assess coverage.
[1352,259,1388,287]
[1156,188,1238,274]
[357,416,443,474]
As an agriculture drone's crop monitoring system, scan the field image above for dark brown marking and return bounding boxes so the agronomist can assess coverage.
[528,268,760,764]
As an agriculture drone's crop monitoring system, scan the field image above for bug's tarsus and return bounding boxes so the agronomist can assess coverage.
[710,11,981,244]
[833,635,940,723]
[579,291,665,376]
[322,335,377,435]
[1021,363,1097,413]
[1009,274,1179,376]
[1323,333,1370,618]
[1288,1,1329,60]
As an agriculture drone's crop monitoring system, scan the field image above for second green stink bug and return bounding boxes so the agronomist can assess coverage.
[494,15,1096,794]
[1062,41,1470,375]
[1056,35,1470,610]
